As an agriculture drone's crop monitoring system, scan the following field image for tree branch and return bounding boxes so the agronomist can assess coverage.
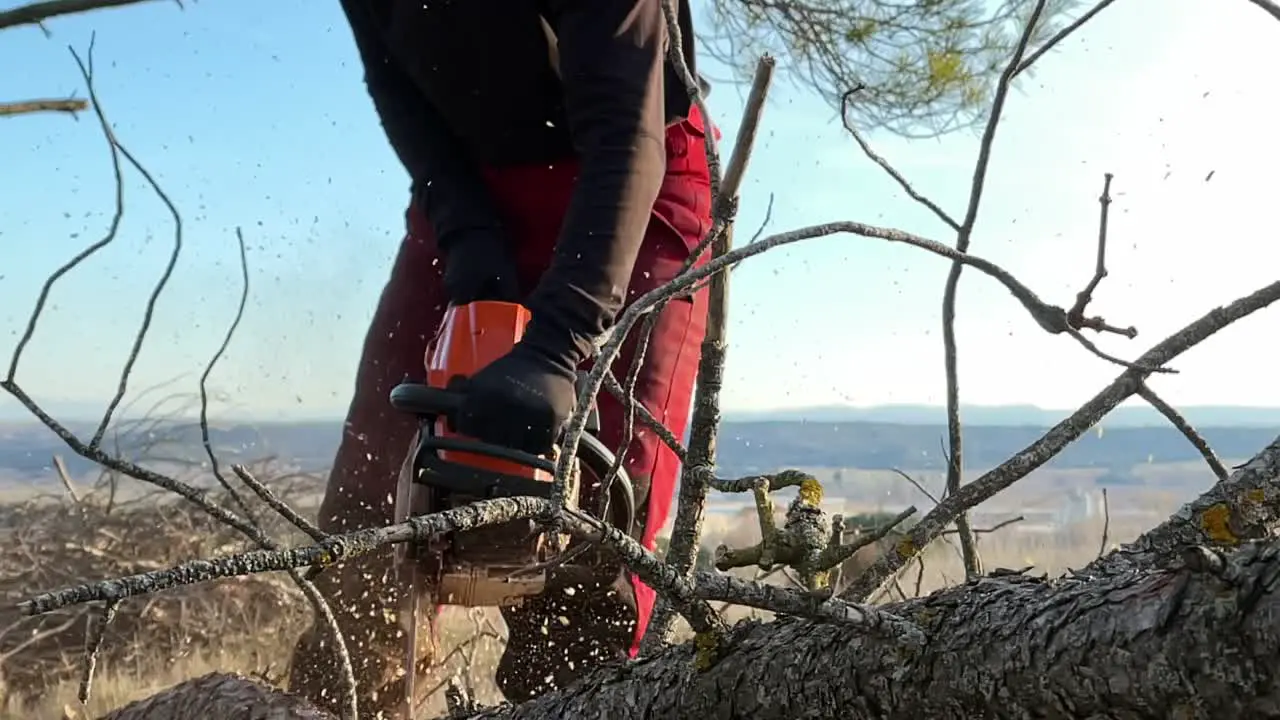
[0,43,360,718]
[1085,432,1280,577]
[0,0,173,32]
[0,97,87,117]
[1136,380,1230,484]
[841,278,1280,601]
[456,539,1280,719]
[1244,0,1280,24]
[940,0,1051,582]
[127,536,1280,720]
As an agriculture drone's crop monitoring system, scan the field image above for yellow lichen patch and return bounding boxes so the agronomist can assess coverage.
[896,536,916,559]
[1199,503,1238,545]
[693,631,720,672]
[1246,488,1266,504]
[797,477,824,507]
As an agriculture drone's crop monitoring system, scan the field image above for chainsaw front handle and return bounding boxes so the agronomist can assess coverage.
[389,383,464,419]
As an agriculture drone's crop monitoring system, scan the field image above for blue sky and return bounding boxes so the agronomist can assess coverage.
[2,0,1277,422]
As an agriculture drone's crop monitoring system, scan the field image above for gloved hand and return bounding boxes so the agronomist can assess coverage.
[441,232,521,305]
[453,341,579,456]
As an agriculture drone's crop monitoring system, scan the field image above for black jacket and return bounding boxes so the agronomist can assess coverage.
[339,0,701,365]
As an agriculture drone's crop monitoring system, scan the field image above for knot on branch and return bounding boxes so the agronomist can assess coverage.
[711,193,740,226]
[711,471,918,594]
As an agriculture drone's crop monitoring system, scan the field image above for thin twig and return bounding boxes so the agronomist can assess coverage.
[891,468,940,505]
[52,454,81,503]
[1245,0,1280,22]
[0,0,173,31]
[1014,0,1121,75]
[72,62,185,453]
[942,516,1024,537]
[1065,173,1136,338]
[0,97,86,117]
[602,371,687,462]
[941,0,1050,582]
[841,278,1280,601]
[77,598,119,704]
[6,38,124,387]
[1097,487,1111,558]
[626,54,778,652]
[0,42,359,720]
[839,88,961,233]
[197,227,258,526]
[231,465,327,543]
[1136,381,1230,483]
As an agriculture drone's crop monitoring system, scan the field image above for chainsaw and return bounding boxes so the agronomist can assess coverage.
[387,300,635,714]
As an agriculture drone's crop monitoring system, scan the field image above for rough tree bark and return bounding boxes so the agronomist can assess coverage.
[96,672,332,720]
[87,434,1280,720]
[97,542,1280,720]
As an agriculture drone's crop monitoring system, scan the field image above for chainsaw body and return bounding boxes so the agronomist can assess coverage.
[389,301,635,608]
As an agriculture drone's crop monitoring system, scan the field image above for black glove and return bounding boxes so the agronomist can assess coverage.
[453,341,579,456]
[440,232,521,305]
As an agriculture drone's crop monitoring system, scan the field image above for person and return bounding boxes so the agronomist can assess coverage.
[287,0,715,716]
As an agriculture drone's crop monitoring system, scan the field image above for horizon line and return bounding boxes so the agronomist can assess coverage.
[5,401,1280,428]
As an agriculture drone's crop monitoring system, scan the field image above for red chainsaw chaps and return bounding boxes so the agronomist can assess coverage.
[406,106,716,655]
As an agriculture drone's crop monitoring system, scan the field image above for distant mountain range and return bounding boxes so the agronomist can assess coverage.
[2,404,1278,490]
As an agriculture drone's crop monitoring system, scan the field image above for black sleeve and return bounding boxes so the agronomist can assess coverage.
[338,0,504,254]
[521,0,669,365]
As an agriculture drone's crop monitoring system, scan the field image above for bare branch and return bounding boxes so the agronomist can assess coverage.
[842,278,1280,601]
[1246,0,1280,21]
[1097,488,1111,558]
[941,0,1050,582]
[0,40,258,541]
[602,371,688,462]
[942,515,1024,538]
[1136,381,1231,483]
[197,227,259,527]
[1014,0,1122,76]
[230,465,327,543]
[839,88,962,232]
[0,0,174,32]
[66,41,186,452]
[1086,433,1280,577]
[76,598,118,704]
[0,97,86,117]
[19,498,548,616]
[6,41,124,387]
[1066,173,1137,339]
[454,538,1280,719]
[51,454,81,503]
[1,44,360,719]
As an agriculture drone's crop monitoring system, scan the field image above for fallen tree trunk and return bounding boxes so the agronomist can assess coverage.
[101,539,1280,720]
[97,672,333,720]
[93,436,1280,720]
[457,540,1280,719]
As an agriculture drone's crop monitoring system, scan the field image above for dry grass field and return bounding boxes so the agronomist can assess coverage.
[0,464,1192,720]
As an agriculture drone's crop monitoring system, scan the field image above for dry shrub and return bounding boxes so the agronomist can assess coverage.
[0,464,320,710]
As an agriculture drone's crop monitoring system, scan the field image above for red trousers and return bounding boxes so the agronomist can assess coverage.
[289,108,713,714]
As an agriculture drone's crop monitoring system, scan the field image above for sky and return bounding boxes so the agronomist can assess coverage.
[1,0,1278,423]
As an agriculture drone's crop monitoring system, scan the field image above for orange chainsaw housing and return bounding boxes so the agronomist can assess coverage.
[424,301,552,484]
[390,300,631,718]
